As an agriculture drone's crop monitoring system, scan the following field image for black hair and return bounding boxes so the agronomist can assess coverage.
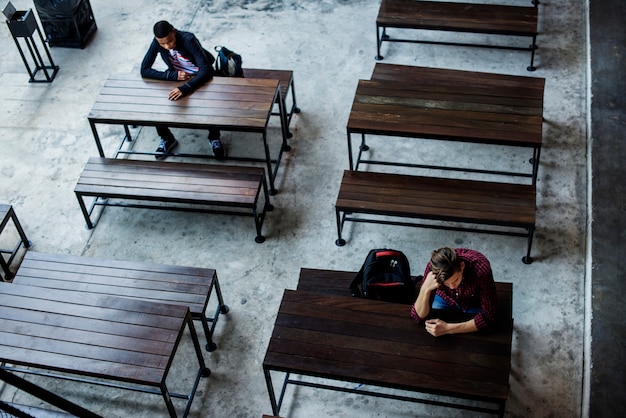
[154,20,174,38]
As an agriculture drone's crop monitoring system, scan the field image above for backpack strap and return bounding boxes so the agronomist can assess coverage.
[350,266,365,297]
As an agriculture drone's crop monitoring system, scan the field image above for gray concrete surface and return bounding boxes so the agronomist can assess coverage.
[0,1,591,417]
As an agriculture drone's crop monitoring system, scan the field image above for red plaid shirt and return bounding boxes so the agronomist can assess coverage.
[410,248,497,330]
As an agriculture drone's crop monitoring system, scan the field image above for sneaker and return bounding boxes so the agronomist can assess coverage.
[210,138,226,160]
[155,138,178,160]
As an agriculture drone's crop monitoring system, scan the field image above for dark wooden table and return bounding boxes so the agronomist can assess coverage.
[263,289,513,417]
[347,63,545,184]
[88,72,289,194]
[0,281,209,417]
[12,251,229,352]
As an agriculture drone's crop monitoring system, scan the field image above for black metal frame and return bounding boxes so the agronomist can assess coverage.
[0,312,210,418]
[335,207,535,264]
[88,83,290,195]
[348,133,541,186]
[199,273,231,351]
[263,369,506,418]
[75,171,274,243]
[0,205,32,281]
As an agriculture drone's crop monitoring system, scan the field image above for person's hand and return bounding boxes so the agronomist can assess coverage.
[168,87,183,101]
[423,271,440,292]
[177,71,192,81]
[425,319,449,337]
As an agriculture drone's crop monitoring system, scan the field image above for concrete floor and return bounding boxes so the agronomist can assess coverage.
[0,1,595,417]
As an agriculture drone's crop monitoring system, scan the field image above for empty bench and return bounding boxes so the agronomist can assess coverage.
[12,251,229,351]
[242,68,300,135]
[0,204,31,281]
[335,170,537,263]
[75,157,273,243]
[376,0,540,70]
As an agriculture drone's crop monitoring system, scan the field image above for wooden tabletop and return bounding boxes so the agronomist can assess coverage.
[263,289,512,405]
[0,281,189,387]
[88,72,280,132]
[348,63,544,148]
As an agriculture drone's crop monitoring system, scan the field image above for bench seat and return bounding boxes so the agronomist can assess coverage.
[12,251,229,351]
[335,170,536,263]
[242,68,300,132]
[0,204,31,281]
[376,0,539,70]
[75,157,273,243]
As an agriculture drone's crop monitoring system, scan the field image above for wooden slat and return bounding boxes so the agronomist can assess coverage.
[348,78,543,147]
[336,170,536,227]
[88,73,279,132]
[0,282,188,386]
[377,0,538,36]
[263,289,512,403]
[13,252,215,317]
[74,157,263,208]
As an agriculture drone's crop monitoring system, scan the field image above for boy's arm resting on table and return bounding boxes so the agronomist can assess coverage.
[175,32,214,95]
[140,40,178,81]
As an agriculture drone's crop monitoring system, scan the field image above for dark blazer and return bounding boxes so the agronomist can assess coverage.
[140,30,216,96]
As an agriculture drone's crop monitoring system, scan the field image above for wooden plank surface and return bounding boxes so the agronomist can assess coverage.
[347,71,544,147]
[88,72,279,131]
[263,289,512,403]
[336,170,536,227]
[296,268,513,327]
[12,251,215,317]
[377,0,538,36]
[75,157,263,207]
[242,68,293,103]
[0,281,188,386]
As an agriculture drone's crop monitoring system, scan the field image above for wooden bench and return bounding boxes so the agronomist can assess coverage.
[263,286,513,417]
[75,157,273,243]
[335,170,537,263]
[0,204,31,281]
[376,0,540,71]
[242,68,300,135]
[12,251,229,352]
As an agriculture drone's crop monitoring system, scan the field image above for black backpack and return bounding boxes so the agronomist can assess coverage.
[350,249,415,304]
[214,45,243,77]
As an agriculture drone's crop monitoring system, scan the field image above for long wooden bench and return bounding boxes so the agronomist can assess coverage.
[335,170,537,263]
[242,68,300,135]
[376,0,540,71]
[75,157,273,243]
[12,251,229,352]
[0,204,31,281]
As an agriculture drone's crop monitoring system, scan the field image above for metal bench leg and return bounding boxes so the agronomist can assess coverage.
[527,35,538,71]
[376,25,385,60]
[522,226,535,264]
[289,77,301,115]
[200,274,231,352]
[335,208,346,246]
[75,192,95,229]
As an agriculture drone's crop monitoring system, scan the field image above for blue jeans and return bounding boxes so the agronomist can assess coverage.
[432,294,482,315]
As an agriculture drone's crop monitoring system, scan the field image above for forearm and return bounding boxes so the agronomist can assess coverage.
[446,318,478,335]
[413,288,434,319]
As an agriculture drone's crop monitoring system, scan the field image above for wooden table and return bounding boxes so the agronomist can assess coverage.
[0,282,210,417]
[347,63,544,185]
[12,251,229,352]
[88,73,290,194]
[263,289,513,417]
